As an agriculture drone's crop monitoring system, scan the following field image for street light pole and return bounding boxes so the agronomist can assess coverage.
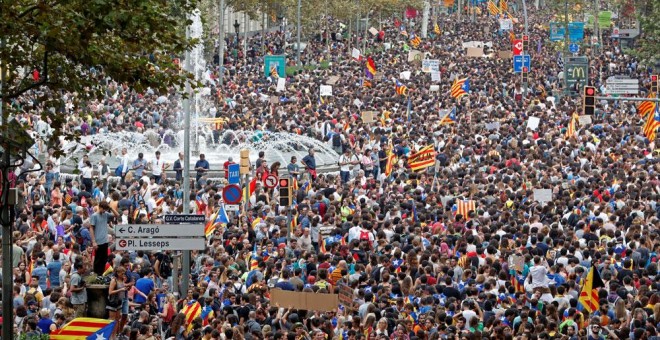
[1,36,13,340]
[522,0,529,36]
[181,22,192,298]
[296,0,301,66]
[218,0,225,86]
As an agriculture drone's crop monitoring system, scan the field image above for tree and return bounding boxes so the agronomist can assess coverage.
[636,0,659,63]
[0,0,198,154]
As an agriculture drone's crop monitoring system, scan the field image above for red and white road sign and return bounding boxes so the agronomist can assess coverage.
[118,239,128,248]
[512,39,523,56]
[264,174,278,189]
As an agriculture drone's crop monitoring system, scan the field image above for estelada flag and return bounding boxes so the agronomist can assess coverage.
[578,265,605,313]
[50,318,115,340]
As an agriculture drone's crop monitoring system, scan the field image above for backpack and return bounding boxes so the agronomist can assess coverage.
[74,227,91,251]
[371,265,383,282]
[359,230,373,246]
[332,133,342,147]
[159,254,172,278]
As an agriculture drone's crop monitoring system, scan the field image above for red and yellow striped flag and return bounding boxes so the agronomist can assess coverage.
[500,0,508,13]
[182,300,202,331]
[565,113,579,138]
[638,92,656,117]
[487,1,500,15]
[643,106,660,142]
[578,266,605,313]
[456,200,476,220]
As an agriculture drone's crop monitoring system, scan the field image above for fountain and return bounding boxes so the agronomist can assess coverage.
[56,8,339,173]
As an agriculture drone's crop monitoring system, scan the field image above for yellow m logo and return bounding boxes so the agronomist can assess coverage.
[572,66,585,79]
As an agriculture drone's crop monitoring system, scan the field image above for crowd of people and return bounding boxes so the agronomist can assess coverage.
[4,1,660,340]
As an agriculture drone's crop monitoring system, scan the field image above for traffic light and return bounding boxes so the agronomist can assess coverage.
[652,75,658,93]
[522,35,529,54]
[278,178,291,207]
[521,66,529,83]
[583,86,596,116]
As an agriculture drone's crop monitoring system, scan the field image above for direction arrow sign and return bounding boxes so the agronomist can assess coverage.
[264,174,278,188]
[227,164,240,184]
[569,43,579,54]
[116,238,206,251]
[163,215,206,224]
[116,224,205,238]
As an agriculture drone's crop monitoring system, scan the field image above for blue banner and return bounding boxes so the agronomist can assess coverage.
[549,23,564,41]
[568,22,585,42]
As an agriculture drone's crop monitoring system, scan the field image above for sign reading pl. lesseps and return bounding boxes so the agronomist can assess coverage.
[115,224,204,238]
[116,238,206,251]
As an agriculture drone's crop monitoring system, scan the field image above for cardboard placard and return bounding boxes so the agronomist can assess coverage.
[422,59,440,73]
[270,96,279,104]
[429,85,440,92]
[361,111,376,123]
[320,85,333,97]
[466,47,484,57]
[533,189,553,204]
[408,50,424,62]
[384,43,392,50]
[462,41,484,49]
[527,116,540,130]
[400,71,411,80]
[338,285,354,308]
[270,289,339,311]
[498,51,514,59]
[431,72,441,82]
[578,115,592,125]
[510,255,525,271]
[353,98,363,108]
[369,27,379,36]
[276,78,286,92]
[326,76,340,85]
[352,48,361,60]
[440,196,454,207]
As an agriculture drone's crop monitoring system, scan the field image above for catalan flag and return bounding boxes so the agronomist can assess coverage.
[290,213,299,234]
[243,177,258,200]
[409,33,422,47]
[384,147,397,177]
[455,200,476,220]
[439,108,457,125]
[500,0,508,13]
[487,1,500,15]
[270,66,279,79]
[155,196,165,207]
[205,204,229,237]
[204,209,219,237]
[395,79,409,96]
[400,25,408,37]
[511,274,526,293]
[50,318,115,340]
[637,92,656,117]
[565,112,579,138]
[408,145,436,172]
[366,56,377,79]
[450,77,470,99]
[362,79,372,88]
[182,300,202,331]
[578,266,604,313]
[434,22,441,34]
[643,105,660,142]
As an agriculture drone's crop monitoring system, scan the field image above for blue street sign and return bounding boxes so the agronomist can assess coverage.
[549,22,564,41]
[569,43,579,54]
[228,164,240,184]
[568,22,585,42]
[513,55,531,73]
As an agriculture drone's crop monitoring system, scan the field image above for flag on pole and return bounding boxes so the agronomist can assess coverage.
[439,107,457,125]
[637,92,657,117]
[500,0,508,13]
[578,265,605,313]
[487,1,501,15]
[365,56,377,79]
[642,104,660,142]
[409,33,422,47]
[450,77,470,99]
[434,22,441,34]
[395,79,409,96]
[362,79,372,88]
[407,145,437,172]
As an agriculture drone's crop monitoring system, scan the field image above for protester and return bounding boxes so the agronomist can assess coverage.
[5,2,660,340]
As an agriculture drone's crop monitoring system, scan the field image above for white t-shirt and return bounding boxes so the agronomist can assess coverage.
[151,158,163,176]
[339,154,357,172]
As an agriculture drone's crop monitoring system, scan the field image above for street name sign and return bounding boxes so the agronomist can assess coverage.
[116,224,204,238]
[116,238,206,251]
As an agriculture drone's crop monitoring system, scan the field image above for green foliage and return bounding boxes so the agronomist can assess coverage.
[636,0,659,63]
[0,0,198,154]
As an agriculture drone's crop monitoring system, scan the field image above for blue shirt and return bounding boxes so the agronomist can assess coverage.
[195,159,210,178]
[32,265,49,291]
[134,277,154,304]
[133,158,148,177]
[302,155,316,170]
[47,261,62,286]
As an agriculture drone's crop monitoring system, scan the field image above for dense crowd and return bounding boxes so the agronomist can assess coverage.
[4,1,660,340]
